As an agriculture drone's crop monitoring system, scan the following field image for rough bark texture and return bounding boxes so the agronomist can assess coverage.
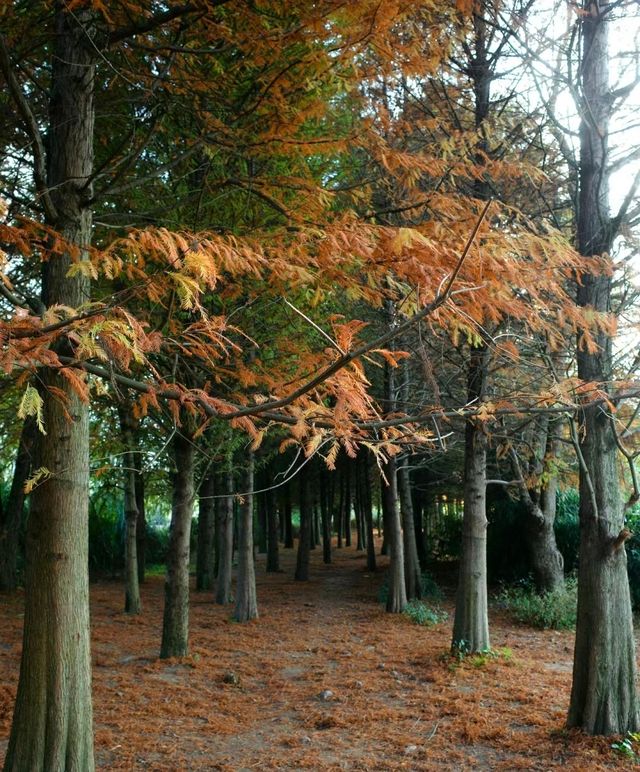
[196,473,216,591]
[295,471,312,581]
[452,346,490,653]
[0,417,36,591]
[398,462,422,600]
[119,406,141,615]
[381,459,407,613]
[4,8,96,769]
[215,470,234,605]
[160,432,195,658]
[234,452,258,622]
[567,3,639,735]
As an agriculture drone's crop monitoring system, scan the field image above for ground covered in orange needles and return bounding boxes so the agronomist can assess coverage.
[0,544,638,770]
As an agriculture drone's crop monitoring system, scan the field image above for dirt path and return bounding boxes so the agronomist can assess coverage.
[0,543,636,770]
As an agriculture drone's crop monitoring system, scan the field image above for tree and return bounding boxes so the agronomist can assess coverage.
[566,0,639,734]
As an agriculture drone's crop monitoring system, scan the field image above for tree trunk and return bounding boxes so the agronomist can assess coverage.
[135,465,146,584]
[160,431,195,658]
[283,483,293,549]
[215,469,234,605]
[381,458,407,613]
[452,345,490,653]
[320,469,332,565]
[196,472,216,591]
[343,469,352,547]
[398,461,422,600]
[567,2,639,734]
[234,451,258,622]
[266,485,280,572]
[0,417,37,591]
[119,406,141,615]
[295,470,311,581]
[4,8,96,768]
[363,454,377,572]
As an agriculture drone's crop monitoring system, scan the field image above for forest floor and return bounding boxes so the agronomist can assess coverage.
[1,542,638,771]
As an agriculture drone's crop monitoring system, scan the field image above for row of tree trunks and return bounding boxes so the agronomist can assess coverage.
[119,405,141,615]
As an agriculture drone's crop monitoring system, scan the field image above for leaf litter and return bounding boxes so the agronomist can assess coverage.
[0,543,637,770]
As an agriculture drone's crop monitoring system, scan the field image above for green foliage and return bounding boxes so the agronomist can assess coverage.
[554,489,580,573]
[499,576,577,630]
[611,732,640,761]
[402,600,447,627]
[88,493,122,574]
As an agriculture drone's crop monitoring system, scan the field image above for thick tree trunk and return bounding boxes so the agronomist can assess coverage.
[4,8,96,769]
[196,472,216,591]
[398,461,422,600]
[567,3,638,734]
[0,417,36,591]
[119,405,141,614]
[234,452,258,622]
[215,469,234,605]
[452,346,490,653]
[295,470,311,581]
[160,432,195,658]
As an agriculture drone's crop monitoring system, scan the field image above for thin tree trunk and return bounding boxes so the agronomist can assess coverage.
[452,345,490,653]
[567,2,638,734]
[135,466,146,583]
[215,468,234,605]
[343,469,352,547]
[119,406,141,614]
[398,461,422,600]
[335,465,344,548]
[320,468,332,565]
[266,485,280,572]
[4,8,96,767]
[283,483,293,549]
[234,451,258,621]
[196,472,216,591]
[363,454,377,572]
[295,470,312,581]
[0,417,37,591]
[381,458,406,613]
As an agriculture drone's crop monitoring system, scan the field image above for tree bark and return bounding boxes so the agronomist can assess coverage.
[0,417,37,591]
[4,7,96,768]
[567,2,639,734]
[452,345,490,653]
[215,468,234,605]
[320,468,332,565]
[196,472,216,591]
[381,458,407,613]
[363,454,377,572]
[234,451,258,621]
[119,405,141,614]
[398,460,422,600]
[160,431,195,658]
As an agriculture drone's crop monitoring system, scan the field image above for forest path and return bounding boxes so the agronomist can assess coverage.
[0,541,633,770]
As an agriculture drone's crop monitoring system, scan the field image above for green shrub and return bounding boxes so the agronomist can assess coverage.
[403,600,447,626]
[499,576,577,630]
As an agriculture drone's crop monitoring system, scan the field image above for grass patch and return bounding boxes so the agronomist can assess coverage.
[402,600,448,627]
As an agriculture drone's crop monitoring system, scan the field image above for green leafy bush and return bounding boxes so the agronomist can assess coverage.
[499,576,577,630]
[554,489,579,573]
[403,600,447,626]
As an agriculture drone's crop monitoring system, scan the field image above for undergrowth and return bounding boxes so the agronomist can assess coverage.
[402,600,447,627]
[498,576,577,630]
